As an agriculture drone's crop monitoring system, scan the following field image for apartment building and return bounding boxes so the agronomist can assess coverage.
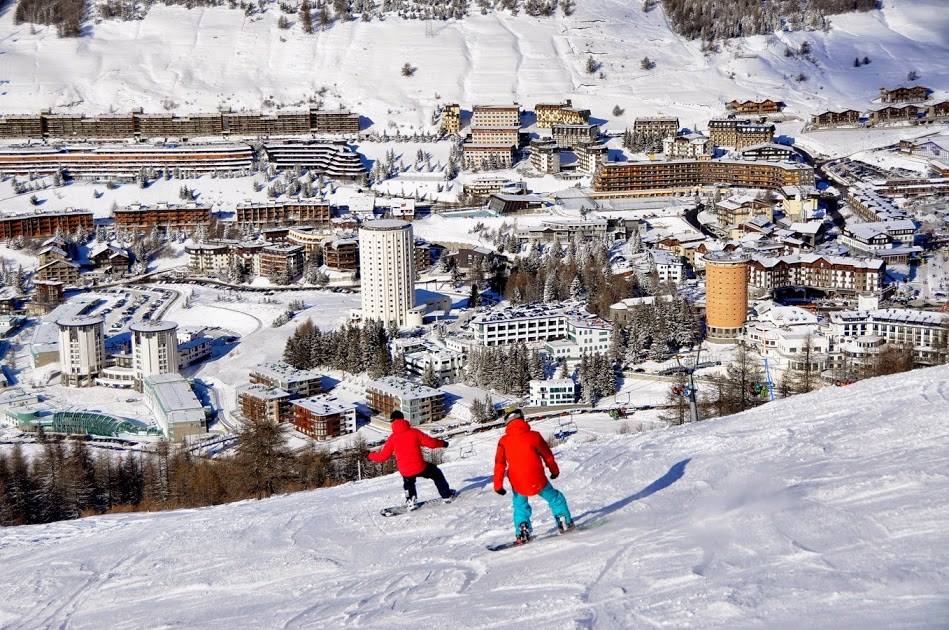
[829,308,947,365]
[663,133,709,158]
[185,242,231,274]
[323,238,359,271]
[114,202,211,231]
[291,395,357,439]
[471,104,520,128]
[715,193,775,228]
[234,199,332,227]
[261,141,367,182]
[469,305,613,357]
[0,115,44,139]
[726,99,785,114]
[462,144,515,170]
[747,254,884,295]
[879,85,931,103]
[869,105,923,125]
[810,109,862,128]
[439,103,462,135]
[528,379,577,407]
[575,141,608,174]
[592,159,814,195]
[534,100,590,128]
[136,113,224,138]
[633,117,680,140]
[649,249,685,284]
[470,126,520,146]
[0,143,254,178]
[249,361,324,398]
[366,376,445,425]
[551,123,599,149]
[44,113,136,139]
[0,209,93,240]
[35,259,80,285]
[529,139,560,174]
[461,176,519,200]
[223,111,310,136]
[259,244,305,282]
[309,109,361,134]
[708,118,775,149]
[237,384,294,424]
[516,217,633,244]
[285,226,329,259]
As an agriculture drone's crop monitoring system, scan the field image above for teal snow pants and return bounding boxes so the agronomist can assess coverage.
[511,482,572,536]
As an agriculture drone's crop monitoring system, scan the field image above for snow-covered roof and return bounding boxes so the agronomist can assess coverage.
[292,395,355,416]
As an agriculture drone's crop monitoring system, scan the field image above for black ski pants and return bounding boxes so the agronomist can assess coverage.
[403,463,452,500]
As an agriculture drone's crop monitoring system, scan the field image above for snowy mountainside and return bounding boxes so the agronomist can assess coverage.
[0,0,946,133]
[1,366,948,627]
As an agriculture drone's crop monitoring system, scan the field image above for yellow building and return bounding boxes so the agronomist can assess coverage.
[440,103,461,135]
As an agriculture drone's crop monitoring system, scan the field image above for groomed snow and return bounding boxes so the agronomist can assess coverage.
[0,0,946,149]
[1,365,947,627]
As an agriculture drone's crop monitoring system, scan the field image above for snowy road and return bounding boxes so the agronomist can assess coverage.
[1,366,948,627]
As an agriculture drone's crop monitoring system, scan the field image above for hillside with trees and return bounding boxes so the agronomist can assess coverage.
[659,0,879,40]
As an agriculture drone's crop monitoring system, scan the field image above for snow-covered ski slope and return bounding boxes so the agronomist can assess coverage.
[2,366,948,628]
[0,0,946,130]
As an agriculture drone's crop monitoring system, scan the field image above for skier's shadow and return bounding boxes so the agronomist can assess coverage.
[457,475,493,495]
[574,458,691,522]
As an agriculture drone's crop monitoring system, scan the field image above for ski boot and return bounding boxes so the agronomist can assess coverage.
[557,516,576,534]
[442,489,459,504]
[515,522,533,546]
[404,492,419,511]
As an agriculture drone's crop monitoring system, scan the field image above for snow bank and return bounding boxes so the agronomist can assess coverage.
[1,365,947,627]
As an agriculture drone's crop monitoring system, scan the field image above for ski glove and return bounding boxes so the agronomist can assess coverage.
[495,488,507,496]
[441,440,450,448]
[550,472,559,480]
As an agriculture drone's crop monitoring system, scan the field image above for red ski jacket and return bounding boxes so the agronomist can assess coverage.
[493,418,560,497]
[367,419,447,477]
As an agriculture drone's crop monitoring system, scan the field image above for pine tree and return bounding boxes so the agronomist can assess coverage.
[422,362,440,388]
[392,351,407,378]
[300,0,314,33]
[470,397,485,424]
[64,440,97,518]
[469,283,480,308]
[33,441,68,523]
[1,444,36,525]
[233,417,293,499]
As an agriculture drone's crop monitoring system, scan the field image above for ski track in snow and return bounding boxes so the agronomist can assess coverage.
[2,366,949,627]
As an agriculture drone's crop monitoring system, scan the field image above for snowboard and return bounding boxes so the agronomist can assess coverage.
[380,502,430,517]
[486,518,607,551]
[380,492,460,517]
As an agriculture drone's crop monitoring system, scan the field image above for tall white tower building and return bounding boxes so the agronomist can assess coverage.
[359,219,416,328]
[58,316,105,387]
[131,320,180,388]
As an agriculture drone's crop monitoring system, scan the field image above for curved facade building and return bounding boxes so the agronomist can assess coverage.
[58,316,105,387]
[705,252,750,343]
[131,320,180,388]
[359,219,415,328]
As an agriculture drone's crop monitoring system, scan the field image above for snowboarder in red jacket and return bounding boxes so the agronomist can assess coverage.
[493,409,574,543]
[368,411,456,509]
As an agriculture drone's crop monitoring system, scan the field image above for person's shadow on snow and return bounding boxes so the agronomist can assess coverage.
[457,475,493,495]
[574,458,691,523]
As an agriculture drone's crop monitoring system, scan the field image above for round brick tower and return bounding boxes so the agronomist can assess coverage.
[705,252,750,343]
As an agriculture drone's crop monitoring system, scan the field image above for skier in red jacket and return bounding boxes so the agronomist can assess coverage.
[493,409,574,543]
[368,411,456,509]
